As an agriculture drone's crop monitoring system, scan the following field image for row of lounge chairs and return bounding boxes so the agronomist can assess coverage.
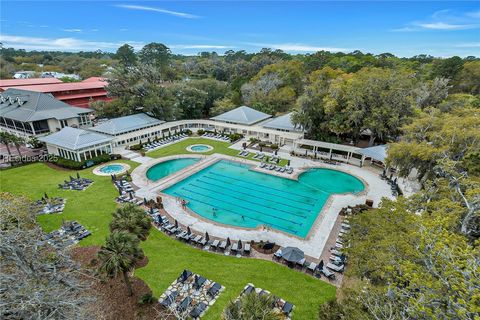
[143,133,189,151]
[238,150,250,157]
[114,179,144,205]
[58,175,93,191]
[241,284,294,318]
[32,197,65,215]
[159,269,222,319]
[325,220,350,277]
[259,162,294,174]
[202,132,230,141]
[151,211,251,256]
[44,220,91,248]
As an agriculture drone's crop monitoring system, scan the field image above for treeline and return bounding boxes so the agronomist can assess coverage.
[2,43,479,146]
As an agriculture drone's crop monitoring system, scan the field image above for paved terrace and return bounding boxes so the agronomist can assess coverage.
[131,152,393,259]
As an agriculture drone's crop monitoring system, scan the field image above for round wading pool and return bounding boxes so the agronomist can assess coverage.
[186,144,213,153]
[93,163,130,176]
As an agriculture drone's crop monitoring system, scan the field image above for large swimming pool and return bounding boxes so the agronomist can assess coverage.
[163,160,364,237]
[147,158,200,181]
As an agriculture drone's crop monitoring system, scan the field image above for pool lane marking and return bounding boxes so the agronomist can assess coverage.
[188,182,309,218]
[208,172,327,200]
[171,191,300,235]
[178,187,304,225]
[196,177,315,211]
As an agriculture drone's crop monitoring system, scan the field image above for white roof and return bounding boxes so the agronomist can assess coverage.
[90,113,165,135]
[262,112,300,131]
[210,106,271,125]
[39,127,112,150]
[356,144,388,162]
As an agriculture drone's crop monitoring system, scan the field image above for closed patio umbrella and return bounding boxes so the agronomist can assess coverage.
[174,220,179,228]
[118,188,123,195]
[143,197,147,205]
[76,172,80,179]
[237,239,242,250]
[226,237,231,247]
[44,192,49,199]
[281,247,304,263]
[287,160,291,166]
[205,232,209,242]
[150,206,154,215]
[129,192,134,200]
[187,226,191,234]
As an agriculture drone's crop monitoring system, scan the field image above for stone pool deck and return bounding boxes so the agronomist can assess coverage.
[131,153,393,260]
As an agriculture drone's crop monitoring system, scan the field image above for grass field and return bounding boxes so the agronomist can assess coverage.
[147,137,288,166]
[0,160,335,319]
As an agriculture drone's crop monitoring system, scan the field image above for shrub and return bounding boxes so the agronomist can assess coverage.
[197,129,205,136]
[129,144,143,151]
[183,129,193,136]
[138,292,155,305]
[51,154,111,170]
[229,133,243,142]
[270,144,279,150]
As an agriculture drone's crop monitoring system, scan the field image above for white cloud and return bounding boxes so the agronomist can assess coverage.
[0,34,144,51]
[416,22,477,30]
[245,42,349,53]
[61,28,83,33]
[393,9,480,32]
[115,4,199,19]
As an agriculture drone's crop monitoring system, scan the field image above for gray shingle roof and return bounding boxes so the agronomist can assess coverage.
[0,88,92,122]
[261,112,300,131]
[90,113,165,135]
[210,106,271,125]
[38,127,112,150]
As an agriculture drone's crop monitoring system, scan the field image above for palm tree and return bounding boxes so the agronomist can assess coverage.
[223,292,283,320]
[10,134,24,161]
[98,231,144,296]
[109,203,152,241]
[0,132,12,158]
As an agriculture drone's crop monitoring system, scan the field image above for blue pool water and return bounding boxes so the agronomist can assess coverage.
[147,158,200,181]
[190,145,211,152]
[99,164,125,174]
[163,160,364,237]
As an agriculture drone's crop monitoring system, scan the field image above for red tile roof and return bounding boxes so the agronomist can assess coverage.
[2,80,108,93]
[0,77,63,88]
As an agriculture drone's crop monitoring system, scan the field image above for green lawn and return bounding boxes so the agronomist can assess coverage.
[0,161,335,319]
[147,137,288,166]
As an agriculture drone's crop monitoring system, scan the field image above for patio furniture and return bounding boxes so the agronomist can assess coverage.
[161,290,178,308]
[281,247,305,264]
[244,243,251,255]
[327,262,345,273]
[190,302,207,319]
[207,282,221,298]
[178,269,192,283]
[177,297,192,312]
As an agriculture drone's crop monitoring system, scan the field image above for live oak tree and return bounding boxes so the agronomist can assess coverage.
[223,292,283,320]
[0,192,91,319]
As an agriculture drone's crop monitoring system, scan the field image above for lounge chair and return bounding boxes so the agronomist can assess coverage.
[282,301,294,315]
[273,248,283,259]
[287,167,293,174]
[244,243,251,255]
[190,302,207,319]
[194,276,206,289]
[260,162,266,168]
[177,297,192,312]
[161,290,178,308]
[242,284,255,295]
[321,266,336,279]
[218,241,227,250]
[193,235,202,243]
[307,262,317,273]
[211,239,219,249]
[296,258,306,268]
[207,282,221,298]
[330,249,343,257]
[327,262,345,273]
[231,243,238,252]
[178,269,192,283]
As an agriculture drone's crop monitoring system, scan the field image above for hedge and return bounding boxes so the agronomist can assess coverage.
[51,154,112,170]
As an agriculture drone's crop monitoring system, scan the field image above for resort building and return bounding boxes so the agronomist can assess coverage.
[0,77,63,90]
[210,105,272,125]
[0,77,110,108]
[0,88,93,138]
[261,112,302,132]
[38,126,113,162]
[89,113,166,148]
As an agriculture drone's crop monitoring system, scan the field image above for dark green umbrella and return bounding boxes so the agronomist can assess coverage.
[281,246,304,263]
[226,237,231,247]
[76,172,80,179]
[205,232,209,242]
[237,239,242,249]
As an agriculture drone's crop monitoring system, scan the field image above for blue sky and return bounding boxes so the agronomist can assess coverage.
[1,1,479,57]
